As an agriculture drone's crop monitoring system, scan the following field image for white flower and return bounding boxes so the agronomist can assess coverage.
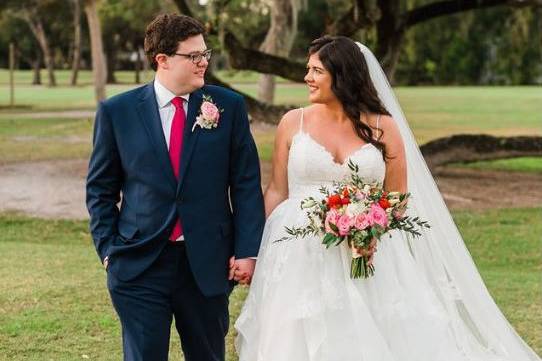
[345,202,367,217]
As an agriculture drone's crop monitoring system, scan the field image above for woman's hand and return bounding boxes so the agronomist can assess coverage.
[353,238,377,265]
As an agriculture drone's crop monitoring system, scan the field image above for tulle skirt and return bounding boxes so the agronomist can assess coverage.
[235,199,511,361]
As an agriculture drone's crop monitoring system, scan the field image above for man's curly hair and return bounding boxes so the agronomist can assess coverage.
[144,13,206,71]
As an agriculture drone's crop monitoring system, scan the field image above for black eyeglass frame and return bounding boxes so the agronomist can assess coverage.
[173,49,212,64]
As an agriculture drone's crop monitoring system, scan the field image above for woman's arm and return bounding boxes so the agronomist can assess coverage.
[378,115,407,194]
[264,109,300,218]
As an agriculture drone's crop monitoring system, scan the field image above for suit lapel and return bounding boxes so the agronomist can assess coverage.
[136,83,177,191]
[177,88,204,195]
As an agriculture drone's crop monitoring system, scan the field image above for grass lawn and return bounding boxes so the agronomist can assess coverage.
[0,69,540,143]
[0,207,540,360]
[2,84,540,145]
[453,157,542,173]
[0,71,539,170]
[0,117,93,164]
[0,69,292,87]
[0,116,539,174]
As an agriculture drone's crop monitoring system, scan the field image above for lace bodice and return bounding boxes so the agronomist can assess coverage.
[287,108,386,199]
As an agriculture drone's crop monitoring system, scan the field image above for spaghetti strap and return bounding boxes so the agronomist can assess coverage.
[298,107,305,134]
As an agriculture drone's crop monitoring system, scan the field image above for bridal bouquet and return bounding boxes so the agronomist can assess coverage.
[277,161,430,279]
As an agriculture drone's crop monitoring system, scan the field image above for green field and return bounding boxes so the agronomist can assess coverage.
[0,208,540,360]
[1,70,540,144]
[0,71,540,171]
[454,157,542,173]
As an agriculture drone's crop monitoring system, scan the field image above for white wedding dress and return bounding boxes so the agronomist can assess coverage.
[235,110,539,361]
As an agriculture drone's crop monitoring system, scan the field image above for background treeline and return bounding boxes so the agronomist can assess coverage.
[0,0,540,86]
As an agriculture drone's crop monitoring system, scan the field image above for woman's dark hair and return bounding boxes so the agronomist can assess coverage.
[309,35,390,158]
[144,13,206,71]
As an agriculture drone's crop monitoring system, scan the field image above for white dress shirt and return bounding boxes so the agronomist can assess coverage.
[153,78,189,150]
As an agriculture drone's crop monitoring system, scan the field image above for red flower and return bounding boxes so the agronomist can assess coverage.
[341,197,351,205]
[378,198,391,209]
[342,187,349,197]
[327,194,342,208]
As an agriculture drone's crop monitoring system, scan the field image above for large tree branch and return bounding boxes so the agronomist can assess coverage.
[172,0,306,82]
[420,134,542,170]
[402,0,541,29]
[223,32,306,82]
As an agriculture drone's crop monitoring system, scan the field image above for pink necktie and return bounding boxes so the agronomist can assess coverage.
[168,96,185,241]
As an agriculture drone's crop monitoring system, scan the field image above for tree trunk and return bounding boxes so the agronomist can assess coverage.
[22,9,56,87]
[105,34,119,84]
[32,54,42,85]
[257,0,303,103]
[70,0,82,86]
[84,0,107,102]
[257,74,276,103]
[135,46,141,84]
[106,49,117,84]
[375,0,403,83]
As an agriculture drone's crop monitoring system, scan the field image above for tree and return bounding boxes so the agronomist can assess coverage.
[84,0,107,102]
[19,3,57,86]
[99,0,169,83]
[0,0,75,86]
[174,0,541,123]
[0,11,42,84]
[70,0,82,86]
[257,0,305,103]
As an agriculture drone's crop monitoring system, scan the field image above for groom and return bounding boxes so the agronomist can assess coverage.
[86,13,265,361]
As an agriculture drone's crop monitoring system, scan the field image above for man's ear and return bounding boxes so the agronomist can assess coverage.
[155,53,169,70]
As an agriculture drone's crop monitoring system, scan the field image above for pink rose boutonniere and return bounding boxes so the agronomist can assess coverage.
[192,95,223,132]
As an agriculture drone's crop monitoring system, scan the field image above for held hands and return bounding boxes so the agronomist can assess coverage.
[228,257,255,285]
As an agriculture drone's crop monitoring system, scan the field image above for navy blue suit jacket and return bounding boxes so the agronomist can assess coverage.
[86,82,265,297]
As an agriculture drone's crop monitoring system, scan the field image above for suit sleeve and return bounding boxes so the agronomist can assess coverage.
[86,102,123,263]
[229,96,265,259]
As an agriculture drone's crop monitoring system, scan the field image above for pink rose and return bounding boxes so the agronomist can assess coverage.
[354,213,371,230]
[324,208,341,235]
[369,204,388,228]
[200,101,220,121]
[337,214,353,236]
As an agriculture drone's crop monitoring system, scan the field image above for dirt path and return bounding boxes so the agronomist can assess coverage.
[0,110,95,119]
[0,160,88,219]
[0,159,540,220]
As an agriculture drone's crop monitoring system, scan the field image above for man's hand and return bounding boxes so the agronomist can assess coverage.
[103,256,109,270]
[228,257,256,285]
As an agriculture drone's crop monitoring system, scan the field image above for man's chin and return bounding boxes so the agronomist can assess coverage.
[193,78,205,90]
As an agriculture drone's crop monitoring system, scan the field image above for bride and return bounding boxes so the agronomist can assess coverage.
[234,36,540,361]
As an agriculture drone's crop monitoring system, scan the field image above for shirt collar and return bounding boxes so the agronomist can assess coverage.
[153,78,190,109]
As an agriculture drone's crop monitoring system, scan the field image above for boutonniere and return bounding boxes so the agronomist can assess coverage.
[192,95,223,132]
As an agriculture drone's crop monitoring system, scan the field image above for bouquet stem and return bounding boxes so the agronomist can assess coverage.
[351,257,375,279]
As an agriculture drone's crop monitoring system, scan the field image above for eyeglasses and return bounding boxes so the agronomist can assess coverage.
[173,49,212,64]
